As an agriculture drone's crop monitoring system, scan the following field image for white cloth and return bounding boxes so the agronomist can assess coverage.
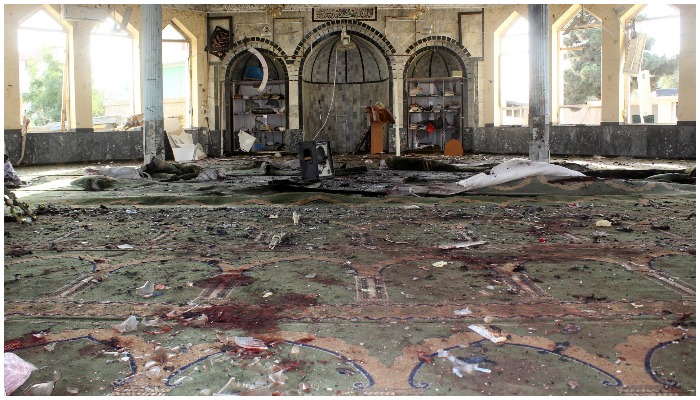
[457,158,586,191]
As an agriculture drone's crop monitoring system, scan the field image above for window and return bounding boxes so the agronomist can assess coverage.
[558,7,602,125]
[18,9,67,131]
[91,15,136,129]
[499,17,529,126]
[627,5,680,124]
[162,24,191,128]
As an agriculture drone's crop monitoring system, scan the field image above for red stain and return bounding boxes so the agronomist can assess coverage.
[4,332,47,351]
[196,293,318,333]
[195,273,254,289]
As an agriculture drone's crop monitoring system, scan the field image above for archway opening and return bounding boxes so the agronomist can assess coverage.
[227,48,287,152]
[301,31,390,153]
[405,47,465,150]
[18,9,67,131]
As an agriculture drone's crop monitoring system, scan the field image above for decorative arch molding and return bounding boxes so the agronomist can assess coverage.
[292,20,396,64]
[221,37,288,80]
[404,36,472,73]
[404,37,472,77]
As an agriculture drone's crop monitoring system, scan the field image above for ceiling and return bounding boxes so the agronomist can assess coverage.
[163,4,489,13]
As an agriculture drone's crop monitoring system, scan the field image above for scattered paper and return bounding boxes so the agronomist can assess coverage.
[432,261,448,268]
[468,324,508,343]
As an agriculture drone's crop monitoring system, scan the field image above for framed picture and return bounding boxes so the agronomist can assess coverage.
[312,6,377,21]
[207,16,233,60]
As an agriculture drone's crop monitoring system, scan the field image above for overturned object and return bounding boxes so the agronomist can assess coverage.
[299,141,334,180]
[457,158,586,191]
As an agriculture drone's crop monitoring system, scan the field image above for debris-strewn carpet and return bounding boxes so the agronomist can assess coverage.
[4,154,695,396]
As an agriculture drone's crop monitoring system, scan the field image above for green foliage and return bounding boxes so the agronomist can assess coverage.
[636,37,679,91]
[21,48,64,126]
[92,86,105,117]
[562,28,602,104]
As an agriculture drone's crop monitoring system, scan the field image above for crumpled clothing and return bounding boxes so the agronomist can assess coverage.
[4,159,22,186]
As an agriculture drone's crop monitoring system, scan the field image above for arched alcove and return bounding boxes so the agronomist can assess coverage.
[225,47,288,152]
[300,30,390,153]
[404,46,467,150]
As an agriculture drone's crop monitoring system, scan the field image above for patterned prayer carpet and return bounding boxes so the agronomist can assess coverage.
[4,155,695,396]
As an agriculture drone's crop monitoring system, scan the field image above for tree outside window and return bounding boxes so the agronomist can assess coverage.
[18,10,67,131]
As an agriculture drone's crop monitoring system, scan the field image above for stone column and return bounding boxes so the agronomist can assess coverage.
[4,16,21,132]
[287,72,300,130]
[391,59,405,155]
[528,4,550,162]
[69,21,93,131]
[596,6,625,125]
[141,4,165,162]
[677,4,696,123]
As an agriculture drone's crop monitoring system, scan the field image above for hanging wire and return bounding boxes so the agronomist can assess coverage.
[312,41,339,140]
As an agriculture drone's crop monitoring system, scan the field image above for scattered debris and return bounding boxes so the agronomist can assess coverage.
[4,353,37,395]
[195,168,225,181]
[117,244,134,250]
[457,158,586,190]
[561,324,581,334]
[453,308,473,316]
[4,187,36,223]
[263,292,273,298]
[438,241,487,250]
[305,273,317,279]
[567,379,580,389]
[432,261,448,268]
[293,211,300,225]
[233,337,268,350]
[136,281,155,297]
[113,315,139,333]
[83,166,146,180]
[21,370,60,396]
[437,349,491,377]
[468,324,508,343]
[595,220,612,227]
[238,130,256,152]
[269,233,285,249]
[386,157,464,172]
[483,315,494,324]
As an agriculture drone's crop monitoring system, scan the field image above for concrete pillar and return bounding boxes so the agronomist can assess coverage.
[4,16,21,132]
[393,75,403,155]
[288,78,300,130]
[141,4,165,162]
[528,4,550,162]
[677,4,696,123]
[595,6,625,125]
[69,21,93,131]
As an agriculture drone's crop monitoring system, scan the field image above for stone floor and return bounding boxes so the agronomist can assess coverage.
[3,152,696,396]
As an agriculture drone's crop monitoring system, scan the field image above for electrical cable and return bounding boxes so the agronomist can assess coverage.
[312,43,339,140]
